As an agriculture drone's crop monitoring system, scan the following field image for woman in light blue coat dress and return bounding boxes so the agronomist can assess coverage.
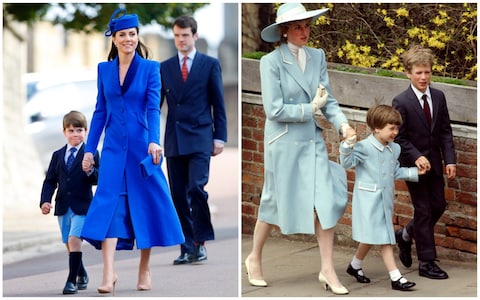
[340,105,424,291]
[81,9,184,294]
[244,3,357,295]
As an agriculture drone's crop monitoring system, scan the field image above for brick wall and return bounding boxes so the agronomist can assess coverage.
[242,96,477,262]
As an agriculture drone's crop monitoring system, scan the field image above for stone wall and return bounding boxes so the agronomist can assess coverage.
[241,59,477,262]
[3,20,46,212]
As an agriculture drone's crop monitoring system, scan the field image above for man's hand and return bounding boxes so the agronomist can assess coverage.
[446,165,456,180]
[212,141,224,156]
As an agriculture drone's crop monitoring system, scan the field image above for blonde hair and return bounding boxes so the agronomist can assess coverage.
[401,45,434,71]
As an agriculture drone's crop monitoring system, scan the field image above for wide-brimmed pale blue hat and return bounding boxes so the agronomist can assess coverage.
[105,8,139,36]
[261,3,329,43]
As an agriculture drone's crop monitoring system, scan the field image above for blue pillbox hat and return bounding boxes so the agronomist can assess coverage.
[105,8,139,36]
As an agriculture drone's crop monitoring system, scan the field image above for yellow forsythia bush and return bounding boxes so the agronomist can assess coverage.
[307,3,477,81]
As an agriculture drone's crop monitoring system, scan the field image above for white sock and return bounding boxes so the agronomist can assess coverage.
[351,256,364,275]
[402,228,411,241]
[389,269,407,283]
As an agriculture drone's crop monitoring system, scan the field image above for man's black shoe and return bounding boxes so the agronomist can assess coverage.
[77,275,88,290]
[173,253,195,265]
[194,244,207,262]
[395,228,413,267]
[419,260,449,279]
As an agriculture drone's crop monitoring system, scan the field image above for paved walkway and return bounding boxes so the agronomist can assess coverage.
[241,235,477,297]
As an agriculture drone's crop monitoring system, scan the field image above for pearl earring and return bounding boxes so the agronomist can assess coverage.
[283,34,287,38]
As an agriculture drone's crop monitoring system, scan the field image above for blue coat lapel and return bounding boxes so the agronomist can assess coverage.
[278,44,313,100]
[121,54,140,95]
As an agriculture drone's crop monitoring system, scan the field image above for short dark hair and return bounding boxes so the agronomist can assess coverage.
[366,105,402,131]
[173,15,197,35]
[63,110,88,130]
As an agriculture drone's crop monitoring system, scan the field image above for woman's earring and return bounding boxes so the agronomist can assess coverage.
[283,33,287,38]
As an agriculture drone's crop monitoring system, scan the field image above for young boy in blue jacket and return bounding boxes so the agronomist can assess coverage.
[40,110,99,294]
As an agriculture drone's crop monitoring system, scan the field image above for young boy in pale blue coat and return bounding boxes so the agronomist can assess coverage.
[340,105,426,291]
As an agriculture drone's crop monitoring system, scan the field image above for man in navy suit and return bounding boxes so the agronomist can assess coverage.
[392,45,456,280]
[160,15,227,265]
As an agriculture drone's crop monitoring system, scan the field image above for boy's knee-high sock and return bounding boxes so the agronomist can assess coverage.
[78,258,87,277]
[67,252,82,284]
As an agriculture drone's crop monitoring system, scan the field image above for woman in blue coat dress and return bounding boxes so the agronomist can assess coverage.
[81,9,184,294]
[244,3,357,295]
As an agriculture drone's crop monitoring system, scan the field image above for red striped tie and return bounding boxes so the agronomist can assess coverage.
[181,56,188,82]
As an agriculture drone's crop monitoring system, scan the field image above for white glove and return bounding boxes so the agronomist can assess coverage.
[344,135,357,147]
[340,123,352,138]
[310,84,328,112]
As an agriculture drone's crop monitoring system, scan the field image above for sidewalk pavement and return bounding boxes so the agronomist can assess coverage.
[241,235,477,298]
[3,147,239,297]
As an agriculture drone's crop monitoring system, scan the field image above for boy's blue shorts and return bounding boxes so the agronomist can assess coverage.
[57,208,86,243]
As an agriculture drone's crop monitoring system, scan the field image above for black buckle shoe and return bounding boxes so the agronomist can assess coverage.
[395,229,413,267]
[173,253,195,265]
[63,281,78,294]
[419,260,449,279]
[391,277,416,291]
[346,264,371,283]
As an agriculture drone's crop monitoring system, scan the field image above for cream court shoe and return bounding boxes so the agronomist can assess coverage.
[245,257,268,287]
[318,272,348,295]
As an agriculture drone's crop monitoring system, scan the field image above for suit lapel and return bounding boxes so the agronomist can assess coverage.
[187,52,205,85]
[61,145,69,171]
[163,57,183,100]
[407,87,431,130]
[430,89,439,129]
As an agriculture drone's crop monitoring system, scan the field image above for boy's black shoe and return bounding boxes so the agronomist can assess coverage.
[395,229,413,267]
[77,275,89,290]
[63,282,78,294]
[346,264,370,283]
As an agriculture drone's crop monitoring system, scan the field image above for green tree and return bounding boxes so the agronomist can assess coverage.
[3,3,206,33]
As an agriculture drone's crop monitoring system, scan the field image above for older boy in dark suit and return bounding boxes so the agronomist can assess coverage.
[392,45,456,280]
[40,110,100,294]
[160,15,227,265]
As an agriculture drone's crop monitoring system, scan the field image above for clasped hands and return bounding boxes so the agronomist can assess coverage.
[416,156,430,175]
[341,123,357,147]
